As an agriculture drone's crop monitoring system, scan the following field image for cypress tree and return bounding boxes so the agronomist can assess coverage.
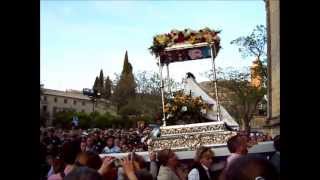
[104,76,112,99]
[113,51,137,111]
[93,76,99,93]
[99,69,104,93]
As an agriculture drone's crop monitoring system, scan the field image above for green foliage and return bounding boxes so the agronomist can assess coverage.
[99,70,104,90]
[93,76,100,93]
[231,25,267,59]
[77,112,91,129]
[104,76,112,99]
[227,24,268,131]
[138,114,154,124]
[52,110,75,128]
[119,99,142,117]
[112,51,137,111]
[217,69,266,132]
[93,112,114,128]
[135,71,160,96]
[53,111,120,129]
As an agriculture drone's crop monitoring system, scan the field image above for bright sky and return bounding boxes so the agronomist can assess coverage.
[41,0,266,91]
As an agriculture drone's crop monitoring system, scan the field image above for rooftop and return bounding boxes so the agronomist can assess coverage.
[42,88,91,100]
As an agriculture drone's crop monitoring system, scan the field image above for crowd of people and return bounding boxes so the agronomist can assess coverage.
[40,125,279,180]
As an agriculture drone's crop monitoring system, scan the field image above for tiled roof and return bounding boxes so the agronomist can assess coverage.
[42,88,91,100]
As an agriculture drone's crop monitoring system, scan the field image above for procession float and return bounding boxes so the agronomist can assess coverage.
[146,27,240,151]
[100,27,275,161]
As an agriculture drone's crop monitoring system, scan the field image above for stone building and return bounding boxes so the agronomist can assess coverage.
[40,88,111,125]
[265,0,280,136]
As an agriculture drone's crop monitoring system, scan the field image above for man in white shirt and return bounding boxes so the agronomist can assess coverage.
[188,146,214,180]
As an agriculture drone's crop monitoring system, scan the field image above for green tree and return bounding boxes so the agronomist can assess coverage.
[231,24,267,83]
[52,110,75,128]
[231,25,267,60]
[77,112,92,129]
[104,76,112,99]
[112,51,137,111]
[118,97,142,117]
[93,76,100,94]
[98,69,104,95]
[135,71,181,97]
[214,68,266,132]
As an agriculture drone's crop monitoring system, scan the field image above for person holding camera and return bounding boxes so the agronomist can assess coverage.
[117,152,153,180]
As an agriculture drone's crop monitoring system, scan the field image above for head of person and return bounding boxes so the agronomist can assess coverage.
[52,156,65,174]
[114,137,120,147]
[273,135,280,152]
[99,133,104,139]
[75,151,102,170]
[63,166,102,180]
[194,146,214,168]
[80,140,87,152]
[86,136,95,147]
[121,144,128,152]
[47,128,54,137]
[61,140,81,165]
[157,149,179,168]
[227,135,248,155]
[106,136,115,148]
[223,156,279,180]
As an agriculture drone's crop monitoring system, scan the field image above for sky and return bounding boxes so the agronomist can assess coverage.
[41,0,266,91]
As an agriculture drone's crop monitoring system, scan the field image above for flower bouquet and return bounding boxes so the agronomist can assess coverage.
[163,91,210,124]
[149,27,221,58]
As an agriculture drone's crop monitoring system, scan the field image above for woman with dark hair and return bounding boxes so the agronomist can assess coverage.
[47,156,66,180]
[270,135,280,173]
[219,156,279,180]
[75,151,102,170]
[61,140,81,176]
[157,149,186,180]
[188,146,215,180]
[64,166,103,180]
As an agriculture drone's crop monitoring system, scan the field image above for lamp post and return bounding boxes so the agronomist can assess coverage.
[91,92,101,122]
[83,88,100,122]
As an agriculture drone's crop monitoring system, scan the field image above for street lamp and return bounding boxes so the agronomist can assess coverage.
[82,88,101,122]
[92,92,101,114]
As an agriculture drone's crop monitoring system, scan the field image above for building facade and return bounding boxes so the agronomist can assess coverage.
[40,88,110,125]
[265,0,280,136]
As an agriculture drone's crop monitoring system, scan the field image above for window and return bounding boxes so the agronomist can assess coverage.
[73,100,77,105]
[53,107,57,114]
[82,101,86,106]
[43,105,47,112]
[64,99,68,104]
[54,97,58,103]
[81,109,85,113]
[43,96,47,101]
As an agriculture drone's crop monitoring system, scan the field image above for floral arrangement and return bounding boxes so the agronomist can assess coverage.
[149,27,221,57]
[163,91,210,124]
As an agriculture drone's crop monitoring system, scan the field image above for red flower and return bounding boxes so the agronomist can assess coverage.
[177,32,185,43]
